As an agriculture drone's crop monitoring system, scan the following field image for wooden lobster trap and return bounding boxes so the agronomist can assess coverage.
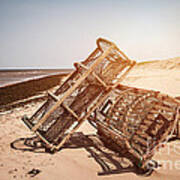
[88,84,180,172]
[22,38,136,152]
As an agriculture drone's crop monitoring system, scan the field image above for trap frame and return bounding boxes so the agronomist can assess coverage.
[88,84,180,171]
[22,38,136,152]
[174,97,180,139]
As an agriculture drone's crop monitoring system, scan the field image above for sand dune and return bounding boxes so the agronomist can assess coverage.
[137,57,180,70]
[122,57,180,97]
[0,57,180,180]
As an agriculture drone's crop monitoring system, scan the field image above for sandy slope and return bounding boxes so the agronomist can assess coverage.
[0,57,180,180]
[122,57,180,97]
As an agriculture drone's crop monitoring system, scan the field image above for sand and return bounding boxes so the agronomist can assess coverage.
[0,57,180,180]
[122,57,180,97]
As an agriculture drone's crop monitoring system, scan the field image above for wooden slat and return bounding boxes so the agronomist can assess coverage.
[106,56,116,62]
[76,62,88,70]
[163,107,180,141]
[92,72,108,88]
[134,132,148,141]
[48,91,59,101]
[154,104,175,112]
[21,116,33,129]
[131,143,146,155]
[96,120,127,139]
[48,91,79,119]
[132,135,148,147]
[61,103,79,119]
[35,131,55,149]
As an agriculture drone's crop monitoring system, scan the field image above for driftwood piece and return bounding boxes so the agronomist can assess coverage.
[22,38,135,151]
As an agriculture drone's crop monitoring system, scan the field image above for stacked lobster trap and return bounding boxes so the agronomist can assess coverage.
[22,38,180,173]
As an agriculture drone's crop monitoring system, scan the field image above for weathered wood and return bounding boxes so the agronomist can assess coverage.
[21,38,135,151]
[92,72,108,88]
[61,103,79,119]
[90,84,180,170]
[48,91,59,101]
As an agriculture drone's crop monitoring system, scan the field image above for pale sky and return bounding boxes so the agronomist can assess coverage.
[0,0,179,68]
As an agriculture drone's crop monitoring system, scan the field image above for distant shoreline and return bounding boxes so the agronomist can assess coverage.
[0,71,70,107]
[0,69,72,88]
[0,68,73,72]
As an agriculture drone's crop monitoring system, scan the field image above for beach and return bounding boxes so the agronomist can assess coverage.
[0,57,180,180]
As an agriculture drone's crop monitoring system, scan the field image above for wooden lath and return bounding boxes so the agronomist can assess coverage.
[48,91,79,119]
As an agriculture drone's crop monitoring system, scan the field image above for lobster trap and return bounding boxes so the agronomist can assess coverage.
[22,38,136,152]
[88,84,180,171]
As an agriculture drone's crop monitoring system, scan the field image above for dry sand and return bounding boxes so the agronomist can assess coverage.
[123,57,180,97]
[0,57,180,180]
